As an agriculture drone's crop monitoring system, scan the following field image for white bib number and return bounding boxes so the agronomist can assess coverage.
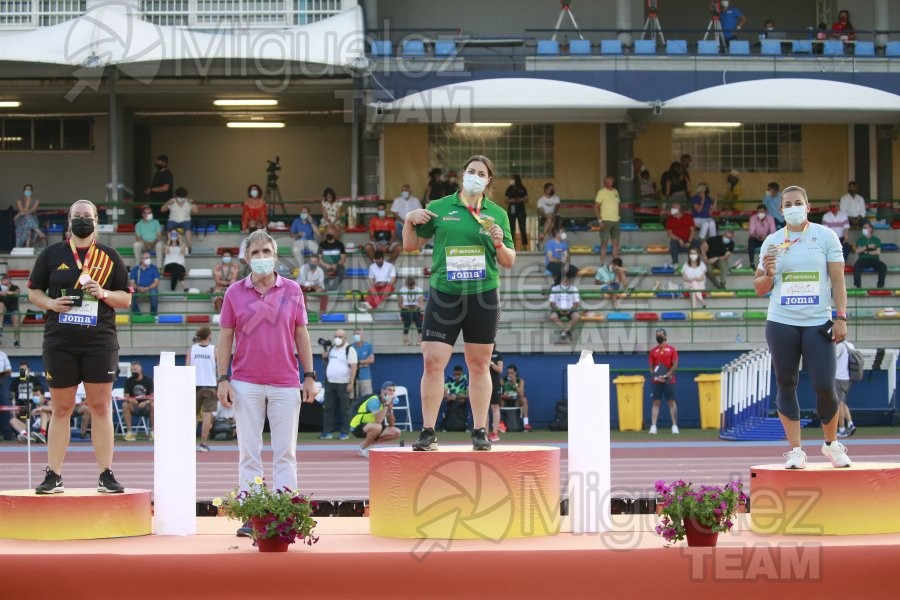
[780,272,820,306]
[59,298,99,327]
[446,246,486,281]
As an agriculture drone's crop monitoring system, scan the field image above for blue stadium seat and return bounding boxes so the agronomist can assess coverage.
[886,41,900,57]
[661,312,688,321]
[537,40,560,55]
[434,40,457,56]
[823,40,844,56]
[569,39,591,55]
[854,41,875,56]
[760,39,782,55]
[402,40,426,56]
[633,39,656,54]
[600,39,623,55]
[728,40,750,55]
[321,313,347,323]
[792,40,813,54]
[370,40,392,56]
[697,40,719,55]
[666,40,688,55]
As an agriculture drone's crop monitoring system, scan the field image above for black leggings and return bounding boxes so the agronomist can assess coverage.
[401,309,423,333]
[164,263,186,290]
[765,320,838,423]
[508,207,527,246]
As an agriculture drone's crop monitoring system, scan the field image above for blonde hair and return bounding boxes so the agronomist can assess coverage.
[68,199,99,242]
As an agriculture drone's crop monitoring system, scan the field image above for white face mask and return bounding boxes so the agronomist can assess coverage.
[142,258,151,266]
[720,0,729,8]
[689,253,699,260]
[671,207,680,216]
[757,212,766,220]
[782,205,807,227]
[250,189,260,198]
[300,212,309,220]
[143,214,152,221]
[401,190,410,199]
[249,257,275,275]
[509,179,516,186]
[222,256,232,264]
[377,210,386,217]
[176,197,185,203]
[333,337,344,346]
[462,173,487,195]
[559,232,568,241]
[862,228,872,237]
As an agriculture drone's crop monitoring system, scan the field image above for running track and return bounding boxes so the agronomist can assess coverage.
[2,439,898,501]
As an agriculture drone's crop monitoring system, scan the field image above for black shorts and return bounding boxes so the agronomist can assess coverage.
[423,288,501,346]
[42,346,119,389]
[0,298,18,312]
[490,386,502,406]
[352,422,385,439]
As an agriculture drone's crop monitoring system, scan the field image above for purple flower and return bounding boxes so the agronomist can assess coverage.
[291,496,303,504]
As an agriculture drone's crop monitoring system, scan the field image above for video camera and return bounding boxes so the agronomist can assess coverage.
[266,156,281,186]
[318,337,333,351]
[709,1,721,16]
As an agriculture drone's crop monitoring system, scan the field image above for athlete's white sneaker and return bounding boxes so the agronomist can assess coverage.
[671,425,680,435]
[648,425,658,435]
[783,447,807,469]
[821,441,852,468]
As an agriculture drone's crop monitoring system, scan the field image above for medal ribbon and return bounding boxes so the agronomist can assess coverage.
[69,238,97,289]
[775,223,809,252]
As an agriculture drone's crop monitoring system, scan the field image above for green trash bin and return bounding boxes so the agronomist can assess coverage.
[694,374,721,430]
[613,375,645,431]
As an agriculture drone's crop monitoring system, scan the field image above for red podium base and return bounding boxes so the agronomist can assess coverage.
[0,489,152,540]
[750,462,900,535]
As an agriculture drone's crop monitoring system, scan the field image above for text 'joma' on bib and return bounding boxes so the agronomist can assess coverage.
[780,271,820,306]
[445,246,486,281]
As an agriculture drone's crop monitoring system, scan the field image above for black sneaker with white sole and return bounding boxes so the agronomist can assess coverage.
[471,428,492,451]
[412,428,438,451]
[97,468,125,493]
[35,467,64,495]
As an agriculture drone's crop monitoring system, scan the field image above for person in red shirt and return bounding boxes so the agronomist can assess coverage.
[365,202,400,263]
[831,9,855,41]
[648,328,679,435]
[242,183,268,232]
[664,200,697,266]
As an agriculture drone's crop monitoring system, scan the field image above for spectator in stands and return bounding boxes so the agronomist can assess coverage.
[839,181,867,228]
[500,365,531,432]
[162,230,189,291]
[359,250,396,311]
[296,254,326,313]
[8,363,46,443]
[424,167,449,202]
[718,0,747,44]
[662,161,688,207]
[545,227,578,286]
[639,169,660,207]
[144,154,173,209]
[813,22,829,54]
[319,187,344,239]
[352,329,375,398]
[537,182,561,245]
[691,183,717,240]
[549,275,581,341]
[319,226,346,292]
[0,273,22,347]
[748,203,777,266]
[665,200,697,266]
[0,349,12,440]
[441,366,469,432]
[321,329,357,440]
[702,230,735,290]
[505,174,529,249]
[596,257,628,309]
[821,201,852,260]
[72,386,90,440]
[160,186,197,250]
[129,252,160,315]
[186,326,217,452]
[594,176,621,265]
[212,250,239,313]
[834,339,857,439]
[133,205,165,269]
[350,381,401,458]
[14,184,46,248]
[489,347,504,443]
[831,9,855,41]
[391,184,422,243]
[682,248,708,309]
[122,361,153,441]
[242,184,267,232]
[365,202,400,263]
[720,170,742,212]
[763,182,784,228]
[760,18,782,39]
[289,206,319,268]
[680,154,693,191]
[398,276,424,345]
[649,328,679,435]
[853,223,887,289]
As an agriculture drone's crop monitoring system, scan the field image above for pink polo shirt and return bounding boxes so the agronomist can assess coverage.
[220,274,308,387]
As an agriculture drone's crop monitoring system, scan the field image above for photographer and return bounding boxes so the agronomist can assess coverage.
[7,362,46,443]
[716,1,746,44]
[319,329,357,440]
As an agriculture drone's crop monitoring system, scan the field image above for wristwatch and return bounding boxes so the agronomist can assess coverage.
[217,374,229,384]
[303,371,318,381]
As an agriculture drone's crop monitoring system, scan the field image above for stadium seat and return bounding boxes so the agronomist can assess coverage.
[631,292,655,298]
[646,245,668,253]
[881,243,898,251]
[744,311,767,320]
[370,40,392,56]
[131,314,156,324]
[626,267,648,276]
[577,266,597,277]
[868,289,892,297]
[346,268,368,278]
[710,291,736,298]
[321,313,347,322]
[666,40,688,55]
[885,42,900,57]
[537,40,560,55]
[188,268,213,278]
[854,41,875,57]
[823,40,844,56]
[716,311,740,320]
[115,314,130,324]
[8,269,30,278]
[46,223,65,234]
[402,40,426,56]
[569,39,591,55]
[662,312,687,321]
[116,247,134,257]
[348,313,373,324]
[691,311,714,321]
[569,246,592,254]
[620,223,639,232]
[633,39,656,54]
[655,291,679,299]
[216,247,239,256]
[635,312,659,322]
[728,40,750,55]
[846,288,868,297]
[580,311,605,322]
[621,246,644,254]
[876,309,900,319]
[117,224,135,233]
[434,40,457,56]
[736,290,758,298]
[641,223,664,231]
[698,40,719,55]
[217,223,240,233]
[158,315,184,324]
[606,312,633,322]
[186,315,210,323]
[792,40,813,54]
[600,40,623,55]
[760,39,782,55]
[651,265,675,274]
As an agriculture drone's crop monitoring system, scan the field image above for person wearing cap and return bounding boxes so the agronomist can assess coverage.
[648,328,679,435]
[720,169,742,212]
[350,381,401,458]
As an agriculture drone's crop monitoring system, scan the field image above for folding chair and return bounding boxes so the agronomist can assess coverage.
[112,387,149,436]
[391,385,413,431]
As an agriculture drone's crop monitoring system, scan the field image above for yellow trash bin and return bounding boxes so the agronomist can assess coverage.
[694,374,722,430]
[613,375,645,432]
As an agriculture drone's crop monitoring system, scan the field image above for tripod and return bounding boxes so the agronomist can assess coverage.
[264,180,285,221]
[551,1,584,42]
[703,14,726,49]
[641,10,666,45]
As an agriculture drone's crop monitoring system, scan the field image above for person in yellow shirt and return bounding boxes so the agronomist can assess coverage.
[594,176,621,266]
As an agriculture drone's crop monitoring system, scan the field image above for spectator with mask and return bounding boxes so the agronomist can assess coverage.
[441,366,469,432]
[649,328,679,435]
[14,184,47,248]
[831,9,855,41]
[296,255,326,313]
[661,162,688,207]
[319,226,346,293]
[132,205,164,269]
[8,362,45,443]
[144,154,173,210]
[545,227,578,286]
[549,275,582,341]
[594,176,621,265]
[682,249,708,309]
[242,184,267,232]
[390,184,422,243]
[680,155,693,191]
[359,251,396,312]
[351,381,402,458]
[321,329,357,441]
[319,187,344,239]
[352,329,375,398]
[505,174,529,249]
[638,169,660,207]
[691,183,717,240]
[665,200,697,266]
[821,201,852,260]
[853,223,887,289]
[397,276,425,346]
[0,273,22,347]
[702,230,735,289]
[596,257,628,309]
[365,202,400,263]
[718,0,747,45]
[537,182,561,244]
[212,250,239,313]
[289,207,319,268]
[748,204,777,266]
[763,182,784,228]
[162,230,189,291]
[160,186,197,250]
[122,361,154,442]
[424,168,449,202]
[0,349,12,440]
[500,364,531,432]
[839,181,867,228]
[128,252,160,315]
[720,170,742,212]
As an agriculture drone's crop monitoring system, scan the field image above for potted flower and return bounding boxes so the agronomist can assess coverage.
[654,479,748,547]
[214,477,319,552]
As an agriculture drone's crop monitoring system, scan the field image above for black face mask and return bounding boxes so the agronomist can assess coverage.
[71,217,95,238]
[325,235,335,241]
[656,336,666,344]
[155,163,165,170]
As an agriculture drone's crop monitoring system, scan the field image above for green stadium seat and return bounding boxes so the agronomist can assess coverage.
[744,311,767,320]
[117,247,135,257]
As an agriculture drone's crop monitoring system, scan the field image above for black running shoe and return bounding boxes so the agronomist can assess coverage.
[97,468,125,493]
[472,428,492,451]
[35,467,64,495]
[412,428,438,451]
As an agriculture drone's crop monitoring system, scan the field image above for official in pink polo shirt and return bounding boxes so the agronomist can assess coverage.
[216,230,317,530]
